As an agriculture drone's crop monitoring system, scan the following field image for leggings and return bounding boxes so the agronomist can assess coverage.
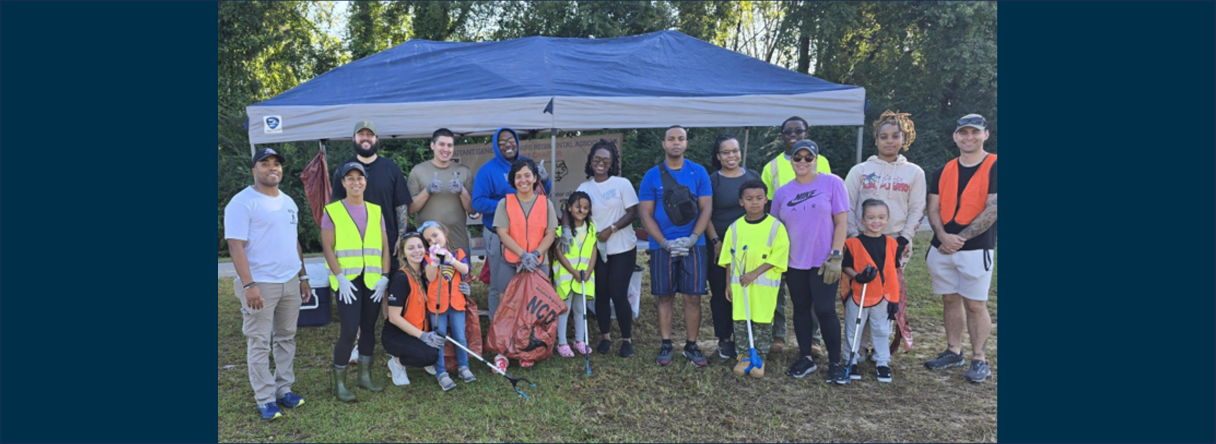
[333,274,382,366]
[381,325,440,368]
[706,260,734,341]
[785,267,842,364]
[595,247,637,339]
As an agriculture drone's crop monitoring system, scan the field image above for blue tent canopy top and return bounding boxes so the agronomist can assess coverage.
[247,30,864,143]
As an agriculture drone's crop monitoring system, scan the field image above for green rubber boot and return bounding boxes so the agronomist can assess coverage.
[356,355,384,392]
[331,365,357,402]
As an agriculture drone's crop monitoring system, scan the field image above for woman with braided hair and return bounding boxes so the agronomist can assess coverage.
[842,111,927,374]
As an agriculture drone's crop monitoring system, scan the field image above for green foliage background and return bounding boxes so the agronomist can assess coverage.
[219,1,997,256]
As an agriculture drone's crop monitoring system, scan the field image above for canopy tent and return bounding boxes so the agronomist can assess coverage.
[246,30,867,163]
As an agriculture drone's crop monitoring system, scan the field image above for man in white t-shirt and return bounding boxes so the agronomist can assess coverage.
[223,148,312,420]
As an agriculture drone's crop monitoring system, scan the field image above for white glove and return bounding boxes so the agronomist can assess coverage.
[537,159,549,183]
[337,275,356,305]
[370,276,389,303]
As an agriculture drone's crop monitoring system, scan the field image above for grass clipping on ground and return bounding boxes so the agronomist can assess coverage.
[218,232,997,443]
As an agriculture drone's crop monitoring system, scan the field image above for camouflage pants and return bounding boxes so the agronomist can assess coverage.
[734,320,773,358]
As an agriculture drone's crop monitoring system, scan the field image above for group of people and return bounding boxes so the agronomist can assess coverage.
[224,113,997,420]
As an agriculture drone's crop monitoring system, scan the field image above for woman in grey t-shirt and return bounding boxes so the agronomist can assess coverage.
[704,134,760,359]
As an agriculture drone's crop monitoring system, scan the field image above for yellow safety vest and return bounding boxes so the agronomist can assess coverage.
[553,222,596,300]
[325,200,384,290]
[763,154,832,200]
[723,216,788,323]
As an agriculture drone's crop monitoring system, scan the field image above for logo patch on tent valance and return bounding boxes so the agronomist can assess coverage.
[264,116,283,134]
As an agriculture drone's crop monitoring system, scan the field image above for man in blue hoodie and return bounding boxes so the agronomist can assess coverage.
[472,128,552,320]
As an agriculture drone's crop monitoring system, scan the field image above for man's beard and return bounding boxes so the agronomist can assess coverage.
[354,140,379,157]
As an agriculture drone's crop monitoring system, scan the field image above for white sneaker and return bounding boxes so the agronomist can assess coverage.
[349,348,359,365]
[387,357,411,386]
[423,365,437,376]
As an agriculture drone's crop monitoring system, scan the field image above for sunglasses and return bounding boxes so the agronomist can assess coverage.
[791,154,815,163]
[957,116,986,127]
[781,128,807,136]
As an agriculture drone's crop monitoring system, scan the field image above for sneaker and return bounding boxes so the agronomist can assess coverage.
[786,356,817,378]
[718,339,737,359]
[876,365,892,383]
[494,355,509,374]
[573,342,589,355]
[827,363,849,384]
[276,392,305,408]
[656,342,674,366]
[258,402,283,420]
[683,343,708,368]
[596,339,612,355]
[557,344,574,358]
[964,360,991,383]
[387,358,411,386]
[924,349,966,370]
[619,341,635,358]
[423,365,437,376]
[436,373,457,391]
[848,364,861,380]
[458,366,476,383]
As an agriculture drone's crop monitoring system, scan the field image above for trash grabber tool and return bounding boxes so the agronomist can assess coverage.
[731,245,762,375]
[438,332,535,399]
[845,278,869,382]
[581,270,591,375]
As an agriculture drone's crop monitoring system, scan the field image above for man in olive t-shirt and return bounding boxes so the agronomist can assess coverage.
[407,128,475,252]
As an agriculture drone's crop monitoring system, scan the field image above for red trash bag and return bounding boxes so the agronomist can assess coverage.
[298,149,331,226]
[485,269,566,362]
[478,260,491,285]
[442,297,484,374]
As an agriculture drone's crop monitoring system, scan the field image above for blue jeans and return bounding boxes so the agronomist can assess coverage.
[433,310,468,373]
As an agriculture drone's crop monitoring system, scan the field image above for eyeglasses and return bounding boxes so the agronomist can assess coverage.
[400,231,421,239]
[717,149,740,157]
[791,154,815,163]
[591,156,613,165]
[957,116,986,127]
[781,128,807,136]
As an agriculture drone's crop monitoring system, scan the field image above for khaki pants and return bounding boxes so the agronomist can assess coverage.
[234,277,301,406]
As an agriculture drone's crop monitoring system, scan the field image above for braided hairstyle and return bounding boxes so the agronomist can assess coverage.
[584,138,621,179]
[871,110,917,151]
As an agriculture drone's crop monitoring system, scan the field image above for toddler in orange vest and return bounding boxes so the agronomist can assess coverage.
[420,221,473,391]
[841,199,902,383]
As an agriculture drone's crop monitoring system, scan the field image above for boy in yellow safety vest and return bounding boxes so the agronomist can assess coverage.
[718,180,790,378]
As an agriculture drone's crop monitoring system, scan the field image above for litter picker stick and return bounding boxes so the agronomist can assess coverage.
[731,245,762,375]
[845,281,869,381]
[581,272,591,375]
[438,333,535,399]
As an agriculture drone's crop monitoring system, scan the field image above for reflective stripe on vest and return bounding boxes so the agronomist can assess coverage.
[940,154,996,226]
[326,200,384,290]
[503,194,548,264]
[844,236,900,306]
[554,222,596,299]
[728,217,784,290]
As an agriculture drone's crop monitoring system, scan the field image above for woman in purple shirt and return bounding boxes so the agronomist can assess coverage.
[770,140,849,385]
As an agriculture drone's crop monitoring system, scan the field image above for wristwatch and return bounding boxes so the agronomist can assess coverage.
[830,249,843,257]
[709,237,721,246]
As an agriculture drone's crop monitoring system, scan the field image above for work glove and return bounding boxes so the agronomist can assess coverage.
[420,331,445,349]
[887,301,900,321]
[427,171,443,194]
[895,236,910,268]
[682,233,701,249]
[853,265,878,284]
[517,251,539,272]
[819,251,844,284]
[336,275,357,305]
[369,276,389,302]
[449,171,464,194]
[458,281,471,295]
[537,160,549,183]
[558,228,574,254]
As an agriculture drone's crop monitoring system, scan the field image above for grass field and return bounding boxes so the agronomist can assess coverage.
[218,232,997,442]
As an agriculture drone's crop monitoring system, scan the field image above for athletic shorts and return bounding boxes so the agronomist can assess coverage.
[926,246,995,301]
[648,245,709,296]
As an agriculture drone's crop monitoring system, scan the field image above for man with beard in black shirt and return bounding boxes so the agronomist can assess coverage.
[330,120,413,280]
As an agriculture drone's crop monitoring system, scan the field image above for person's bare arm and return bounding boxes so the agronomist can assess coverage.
[297,241,310,303]
[321,229,341,276]
[692,195,713,237]
[499,231,526,257]
[408,190,430,215]
[537,228,557,253]
[638,200,665,244]
[460,189,474,214]
[832,211,848,252]
[385,300,425,338]
[957,194,998,239]
[381,232,391,274]
[228,239,263,309]
[928,193,966,254]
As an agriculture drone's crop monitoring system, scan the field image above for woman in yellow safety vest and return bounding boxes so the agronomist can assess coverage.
[321,162,391,402]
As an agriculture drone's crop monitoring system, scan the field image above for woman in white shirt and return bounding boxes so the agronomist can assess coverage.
[574,139,640,358]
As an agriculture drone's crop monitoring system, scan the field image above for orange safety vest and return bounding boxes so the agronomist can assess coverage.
[503,194,548,263]
[397,269,430,331]
[844,236,900,307]
[425,248,467,313]
[939,154,996,226]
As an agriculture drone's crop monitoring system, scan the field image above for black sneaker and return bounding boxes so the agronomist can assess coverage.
[964,360,990,383]
[827,363,849,384]
[656,342,674,366]
[786,356,817,378]
[596,339,612,355]
[683,344,708,368]
[619,341,635,358]
[717,339,737,359]
[848,364,861,380]
[924,349,966,370]
[876,365,892,383]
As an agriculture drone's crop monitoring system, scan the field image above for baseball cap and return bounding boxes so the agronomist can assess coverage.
[252,148,285,166]
[353,120,377,136]
[337,162,367,178]
[955,114,987,132]
[791,139,819,157]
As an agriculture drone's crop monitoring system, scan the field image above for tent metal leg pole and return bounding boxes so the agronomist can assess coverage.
[250,142,257,158]
[551,129,557,190]
[856,126,864,165]
[742,127,750,169]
